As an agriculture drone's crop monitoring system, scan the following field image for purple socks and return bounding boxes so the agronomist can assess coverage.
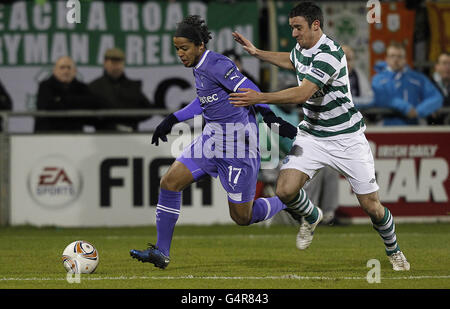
[155,188,181,257]
[155,191,286,256]
[249,196,286,224]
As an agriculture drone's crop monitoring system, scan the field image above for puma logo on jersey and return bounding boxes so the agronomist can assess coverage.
[230,73,240,80]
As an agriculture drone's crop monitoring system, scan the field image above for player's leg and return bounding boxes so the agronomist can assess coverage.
[316,167,340,224]
[336,132,409,271]
[155,160,196,255]
[275,135,326,250]
[356,191,410,271]
[130,158,205,269]
[276,168,323,249]
[276,168,320,223]
[228,197,287,226]
[219,157,287,226]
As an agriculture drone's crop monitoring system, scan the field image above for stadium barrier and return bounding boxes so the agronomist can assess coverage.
[0,109,449,226]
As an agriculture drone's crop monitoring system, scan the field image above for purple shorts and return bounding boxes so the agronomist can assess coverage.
[176,135,260,203]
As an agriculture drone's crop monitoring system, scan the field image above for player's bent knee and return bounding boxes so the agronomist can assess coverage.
[275,169,308,203]
[229,201,253,226]
[160,173,187,192]
[160,162,194,192]
[275,186,297,204]
[159,175,177,191]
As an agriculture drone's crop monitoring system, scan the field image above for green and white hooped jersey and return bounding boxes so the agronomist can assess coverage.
[290,34,365,139]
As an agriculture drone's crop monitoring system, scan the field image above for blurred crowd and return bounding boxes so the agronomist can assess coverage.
[1,44,448,133]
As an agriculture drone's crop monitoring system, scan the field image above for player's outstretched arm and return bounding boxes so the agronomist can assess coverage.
[232,31,294,70]
[237,78,298,139]
[151,97,202,146]
[229,79,319,107]
[151,114,179,146]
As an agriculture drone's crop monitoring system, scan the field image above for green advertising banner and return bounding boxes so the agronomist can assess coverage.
[0,1,259,132]
[0,0,258,66]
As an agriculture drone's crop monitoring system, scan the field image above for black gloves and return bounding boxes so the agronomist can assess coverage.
[255,106,298,139]
[151,113,179,146]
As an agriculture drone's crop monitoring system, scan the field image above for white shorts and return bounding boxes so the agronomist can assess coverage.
[280,131,379,195]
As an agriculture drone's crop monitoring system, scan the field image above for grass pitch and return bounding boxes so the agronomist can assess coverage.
[0,223,449,289]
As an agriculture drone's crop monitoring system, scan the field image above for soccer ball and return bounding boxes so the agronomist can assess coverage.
[62,240,99,274]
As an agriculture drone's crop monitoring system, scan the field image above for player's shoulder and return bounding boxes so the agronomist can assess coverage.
[202,50,237,76]
[314,36,344,61]
[207,51,235,68]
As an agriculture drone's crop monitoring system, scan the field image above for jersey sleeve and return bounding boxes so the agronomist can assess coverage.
[211,59,248,93]
[304,52,338,88]
[290,48,295,66]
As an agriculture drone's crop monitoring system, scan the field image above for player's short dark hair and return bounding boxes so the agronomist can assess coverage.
[289,2,324,30]
[175,15,212,46]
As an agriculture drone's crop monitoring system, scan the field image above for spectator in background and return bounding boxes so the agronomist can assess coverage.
[34,56,99,132]
[372,42,443,125]
[89,48,153,132]
[428,52,450,125]
[0,80,12,131]
[341,45,373,107]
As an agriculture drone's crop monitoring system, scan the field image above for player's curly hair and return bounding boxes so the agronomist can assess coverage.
[175,15,212,46]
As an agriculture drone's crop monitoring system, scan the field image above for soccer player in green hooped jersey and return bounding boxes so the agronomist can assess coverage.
[230,1,410,271]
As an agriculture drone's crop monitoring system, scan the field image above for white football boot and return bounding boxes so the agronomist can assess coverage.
[296,207,323,250]
[388,251,410,271]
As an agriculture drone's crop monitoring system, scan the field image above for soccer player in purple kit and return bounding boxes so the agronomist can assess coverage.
[130,15,322,269]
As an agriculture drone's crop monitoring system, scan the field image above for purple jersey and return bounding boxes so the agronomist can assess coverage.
[194,50,253,124]
[193,50,259,158]
[176,50,260,203]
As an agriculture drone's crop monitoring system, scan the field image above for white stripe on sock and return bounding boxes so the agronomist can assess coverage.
[157,204,180,215]
[375,212,393,230]
[261,198,272,221]
[156,208,180,215]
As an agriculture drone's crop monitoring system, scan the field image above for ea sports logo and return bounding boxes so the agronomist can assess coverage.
[28,156,82,208]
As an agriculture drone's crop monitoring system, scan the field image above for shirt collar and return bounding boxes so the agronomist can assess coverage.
[195,50,210,69]
[297,34,326,56]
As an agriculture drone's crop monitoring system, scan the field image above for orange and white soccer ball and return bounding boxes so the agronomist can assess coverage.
[62,240,99,274]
